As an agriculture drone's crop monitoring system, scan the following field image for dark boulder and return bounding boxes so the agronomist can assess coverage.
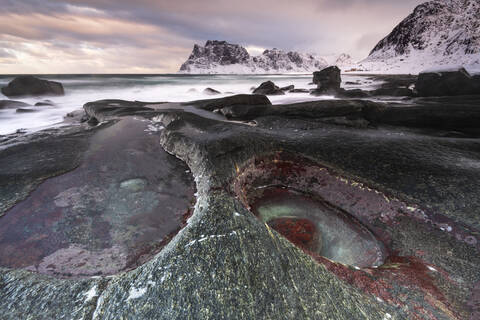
[65,110,89,123]
[280,85,294,91]
[289,89,310,93]
[83,100,154,122]
[1,76,64,97]
[35,100,55,107]
[371,87,414,97]
[336,89,371,98]
[218,99,386,123]
[312,66,341,93]
[16,108,37,113]
[0,100,30,109]
[203,88,221,95]
[416,67,480,96]
[187,94,271,111]
[253,81,285,95]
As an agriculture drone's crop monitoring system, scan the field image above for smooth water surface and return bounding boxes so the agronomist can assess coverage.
[252,187,386,268]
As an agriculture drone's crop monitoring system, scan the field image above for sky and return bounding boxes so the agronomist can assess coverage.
[0,0,425,74]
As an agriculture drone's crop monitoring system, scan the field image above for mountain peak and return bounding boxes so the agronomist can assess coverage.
[359,0,480,73]
[179,40,337,74]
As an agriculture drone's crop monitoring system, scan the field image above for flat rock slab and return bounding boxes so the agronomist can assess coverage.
[0,117,195,277]
[1,95,480,319]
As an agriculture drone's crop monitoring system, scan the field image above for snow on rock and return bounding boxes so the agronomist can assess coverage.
[356,0,480,74]
[179,40,350,74]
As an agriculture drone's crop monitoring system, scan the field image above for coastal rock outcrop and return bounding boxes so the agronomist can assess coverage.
[311,66,342,95]
[1,92,480,319]
[1,76,64,97]
[203,88,221,95]
[253,81,285,95]
[186,93,271,111]
[0,100,30,109]
[415,67,480,96]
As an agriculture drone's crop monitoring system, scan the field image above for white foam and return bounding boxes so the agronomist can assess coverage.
[0,74,326,135]
[0,73,389,136]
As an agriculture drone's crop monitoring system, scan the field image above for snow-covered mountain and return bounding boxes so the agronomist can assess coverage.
[179,40,348,74]
[357,0,480,74]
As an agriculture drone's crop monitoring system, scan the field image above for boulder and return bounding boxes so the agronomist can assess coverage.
[252,81,285,95]
[336,89,371,98]
[1,76,64,97]
[289,89,310,93]
[371,87,414,97]
[16,108,37,113]
[83,100,154,122]
[35,100,55,107]
[187,94,271,111]
[203,88,221,95]
[312,66,341,93]
[65,110,89,123]
[416,67,480,96]
[0,100,30,109]
[280,85,294,91]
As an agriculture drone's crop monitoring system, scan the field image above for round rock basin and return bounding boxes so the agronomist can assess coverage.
[235,152,387,268]
[251,187,385,268]
[0,117,196,277]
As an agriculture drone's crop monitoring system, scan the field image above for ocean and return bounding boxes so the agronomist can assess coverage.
[0,74,383,135]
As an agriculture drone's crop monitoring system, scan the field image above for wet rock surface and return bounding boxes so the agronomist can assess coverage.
[0,100,30,109]
[203,87,221,95]
[416,67,480,97]
[253,80,285,95]
[186,93,271,112]
[0,118,195,277]
[1,85,480,319]
[1,75,64,97]
[312,66,341,94]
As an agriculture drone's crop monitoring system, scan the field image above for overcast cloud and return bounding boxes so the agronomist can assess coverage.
[0,0,424,73]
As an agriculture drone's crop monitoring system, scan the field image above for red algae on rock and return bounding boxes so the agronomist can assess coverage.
[267,217,320,252]
[234,151,462,319]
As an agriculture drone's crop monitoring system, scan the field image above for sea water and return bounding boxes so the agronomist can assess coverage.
[0,74,383,135]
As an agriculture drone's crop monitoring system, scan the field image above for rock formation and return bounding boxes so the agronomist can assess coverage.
[1,87,480,319]
[1,76,64,97]
[358,0,480,73]
[179,40,331,74]
[252,81,285,95]
[415,67,480,96]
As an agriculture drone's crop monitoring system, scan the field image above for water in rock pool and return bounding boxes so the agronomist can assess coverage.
[251,187,386,268]
[0,117,196,277]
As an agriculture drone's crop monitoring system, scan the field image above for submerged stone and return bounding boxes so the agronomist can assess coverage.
[119,178,147,192]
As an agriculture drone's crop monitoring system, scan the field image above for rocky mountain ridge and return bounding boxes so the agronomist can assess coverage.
[179,40,351,74]
[358,0,480,74]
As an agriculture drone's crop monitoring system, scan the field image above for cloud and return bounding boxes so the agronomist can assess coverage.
[0,0,425,73]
